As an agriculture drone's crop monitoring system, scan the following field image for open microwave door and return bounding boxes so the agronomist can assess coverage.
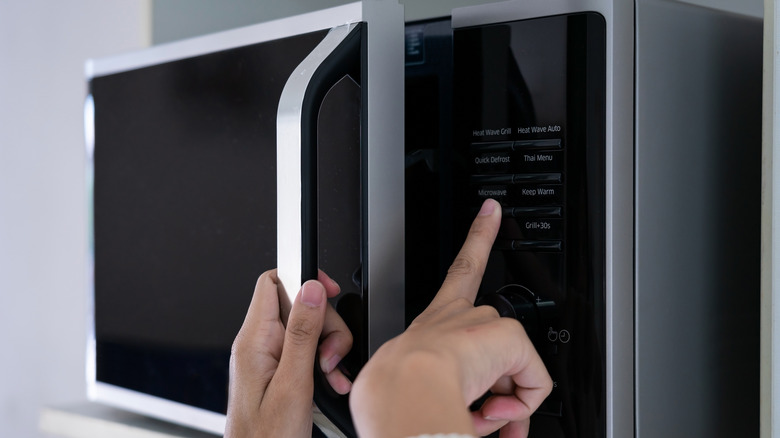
[86,2,403,435]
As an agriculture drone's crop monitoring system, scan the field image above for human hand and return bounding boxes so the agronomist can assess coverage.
[350,199,553,438]
[224,269,353,438]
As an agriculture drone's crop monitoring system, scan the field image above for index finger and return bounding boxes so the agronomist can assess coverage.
[429,198,502,309]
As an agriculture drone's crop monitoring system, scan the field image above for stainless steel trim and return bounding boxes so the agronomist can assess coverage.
[361,0,406,355]
[276,0,406,356]
[452,0,615,28]
[452,3,636,437]
[277,22,360,303]
[86,2,362,79]
[762,3,778,438]
[634,1,761,436]
[92,382,226,434]
[84,93,96,402]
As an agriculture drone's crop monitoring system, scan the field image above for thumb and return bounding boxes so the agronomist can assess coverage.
[273,280,328,394]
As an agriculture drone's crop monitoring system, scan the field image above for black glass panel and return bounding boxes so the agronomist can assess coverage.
[91,29,328,414]
[453,13,607,438]
[404,19,455,325]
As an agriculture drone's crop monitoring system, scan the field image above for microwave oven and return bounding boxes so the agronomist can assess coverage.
[86,1,761,436]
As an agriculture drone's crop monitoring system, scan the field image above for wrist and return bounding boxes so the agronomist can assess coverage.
[351,351,474,438]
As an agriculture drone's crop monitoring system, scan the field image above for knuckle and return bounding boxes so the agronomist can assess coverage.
[474,303,501,319]
[544,373,554,393]
[450,297,473,310]
[322,328,354,355]
[286,317,319,346]
[447,254,480,279]
[255,269,277,288]
[337,329,354,351]
[230,330,249,359]
[229,333,253,371]
[496,315,526,335]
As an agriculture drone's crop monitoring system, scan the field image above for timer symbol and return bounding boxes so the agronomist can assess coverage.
[547,327,571,344]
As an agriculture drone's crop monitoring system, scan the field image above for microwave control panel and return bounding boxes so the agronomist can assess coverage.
[453,13,607,437]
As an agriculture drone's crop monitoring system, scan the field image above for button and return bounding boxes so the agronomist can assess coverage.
[471,173,562,184]
[512,240,562,251]
[514,138,562,149]
[503,206,562,217]
[471,141,514,152]
[471,174,514,185]
[512,173,561,183]
[493,240,562,251]
[472,139,562,151]
[492,239,515,251]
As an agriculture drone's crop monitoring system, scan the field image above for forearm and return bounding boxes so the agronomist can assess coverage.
[351,352,475,438]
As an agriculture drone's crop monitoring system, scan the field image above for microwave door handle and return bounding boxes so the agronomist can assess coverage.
[277,23,362,438]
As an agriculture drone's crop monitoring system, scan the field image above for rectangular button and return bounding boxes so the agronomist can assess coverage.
[471,174,514,185]
[514,138,562,149]
[492,239,563,251]
[471,141,514,152]
[503,206,562,217]
[512,173,561,183]
[511,240,562,251]
[471,173,562,184]
[492,239,515,251]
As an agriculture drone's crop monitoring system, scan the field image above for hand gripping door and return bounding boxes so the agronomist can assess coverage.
[276,17,404,436]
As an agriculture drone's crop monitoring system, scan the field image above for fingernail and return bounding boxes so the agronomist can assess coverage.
[320,354,342,374]
[479,198,497,216]
[301,281,324,308]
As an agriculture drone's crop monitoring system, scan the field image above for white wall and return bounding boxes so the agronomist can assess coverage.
[0,2,149,437]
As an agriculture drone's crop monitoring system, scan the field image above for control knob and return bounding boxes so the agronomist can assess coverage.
[476,284,555,339]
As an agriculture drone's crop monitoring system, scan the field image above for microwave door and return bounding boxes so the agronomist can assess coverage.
[277,23,363,438]
[86,3,405,435]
